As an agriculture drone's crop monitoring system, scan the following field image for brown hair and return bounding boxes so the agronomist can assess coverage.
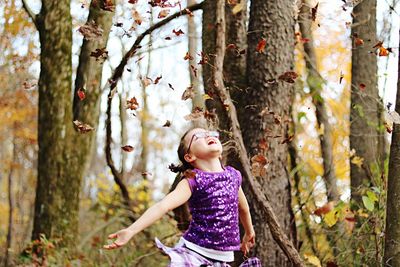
[168,128,196,173]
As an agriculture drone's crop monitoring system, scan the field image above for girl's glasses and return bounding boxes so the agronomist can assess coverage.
[186,131,220,154]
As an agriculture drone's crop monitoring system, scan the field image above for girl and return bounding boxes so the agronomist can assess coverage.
[104,128,258,266]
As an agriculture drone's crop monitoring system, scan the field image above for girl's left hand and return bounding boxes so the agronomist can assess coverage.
[103,229,134,250]
[241,232,255,255]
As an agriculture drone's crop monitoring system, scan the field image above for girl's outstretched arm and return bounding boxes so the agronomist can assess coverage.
[103,179,192,249]
[238,186,255,255]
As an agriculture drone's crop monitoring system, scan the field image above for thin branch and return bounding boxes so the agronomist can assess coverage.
[212,0,304,265]
[106,2,203,91]
[105,2,203,221]
[21,0,39,30]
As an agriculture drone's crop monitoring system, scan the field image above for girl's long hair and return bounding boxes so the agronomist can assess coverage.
[168,128,195,174]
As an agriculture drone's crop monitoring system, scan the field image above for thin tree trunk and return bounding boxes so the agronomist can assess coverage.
[299,0,339,202]
[350,0,382,203]
[383,29,400,267]
[4,129,16,267]
[188,0,205,118]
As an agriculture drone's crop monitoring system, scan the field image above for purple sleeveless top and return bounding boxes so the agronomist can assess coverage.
[183,166,242,251]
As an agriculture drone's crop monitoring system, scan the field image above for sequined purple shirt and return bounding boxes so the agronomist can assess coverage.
[183,166,242,251]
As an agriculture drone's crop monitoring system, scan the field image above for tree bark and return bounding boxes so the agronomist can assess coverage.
[299,0,339,202]
[32,0,114,250]
[236,0,296,265]
[350,0,382,203]
[383,29,400,267]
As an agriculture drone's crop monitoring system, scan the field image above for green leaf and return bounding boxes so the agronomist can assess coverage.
[367,191,378,202]
[362,196,375,211]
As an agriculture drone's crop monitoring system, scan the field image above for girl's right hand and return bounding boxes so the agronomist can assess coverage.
[103,229,134,250]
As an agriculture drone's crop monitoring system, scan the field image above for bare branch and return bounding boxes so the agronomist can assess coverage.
[21,0,39,30]
[212,0,304,265]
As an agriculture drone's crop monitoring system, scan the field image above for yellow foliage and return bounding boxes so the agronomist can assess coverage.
[303,253,322,267]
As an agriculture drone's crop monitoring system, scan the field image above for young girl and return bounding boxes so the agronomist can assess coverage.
[104,128,258,266]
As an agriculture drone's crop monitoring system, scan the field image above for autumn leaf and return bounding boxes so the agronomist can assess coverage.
[73,120,95,133]
[154,75,162,84]
[132,10,143,25]
[198,51,209,65]
[158,9,170,18]
[359,83,366,91]
[385,110,400,124]
[168,83,175,90]
[300,38,310,43]
[379,47,389,56]
[90,47,108,61]
[339,71,344,84]
[77,88,86,101]
[128,0,138,3]
[101,0,115,11]
[190,65,198,77]
[304,253,322,267]
[355,37,364,46]
[278,71,298,83]
[184,107,204,121]
[121,145,134,152]
[311,3,319,22]
[372,41,383,48]
[78,20,103,41]
[281,134,294,144]
[203,94,212,100]
[182,86,194,100]
[173,29,184,36]
[162,120,171,127]
[165,36,172,40]
[314,201,334,216]
[256,38,266,53]
[142,77,152,87]
[184,52,193,60]
[126,97,139,110]
[251,154,269,177]
[232,2,244,14]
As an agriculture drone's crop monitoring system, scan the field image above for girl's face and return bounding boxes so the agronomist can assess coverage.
[184,128,223,160]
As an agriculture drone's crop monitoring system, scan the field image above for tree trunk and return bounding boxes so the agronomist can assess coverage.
[32,0,114,250]
[237,0,296,265]
[383,29,400,267]
[299,0,339,202]
[350,0,382,203]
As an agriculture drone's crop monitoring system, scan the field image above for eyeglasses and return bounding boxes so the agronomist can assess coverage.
[186,131,220,154]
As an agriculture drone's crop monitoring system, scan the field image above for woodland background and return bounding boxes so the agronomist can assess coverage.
[1,0,400,266]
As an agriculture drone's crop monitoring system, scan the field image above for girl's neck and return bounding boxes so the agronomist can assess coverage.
[193,158,224,173]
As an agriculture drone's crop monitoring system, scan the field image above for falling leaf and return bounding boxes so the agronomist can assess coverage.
[126,97,139,110]
[256,38,267,53]
[162,120,171,127]
[372,41,384,48]
[182,86,194,100]
[198,51,209,65]
[73,120,95,133]
[190,65,198,77]
[314,201,334,216]
[232,2,244,14]
[355,37,364,46]
[339,71,344,84]
[173,29,184,36]
[158,9,170,18]
[385,110,400,124]
[311,3,319,22]
[135,55,145,63]
[379,47,389,56]
[121,145,134,152]
[184,52,193,60]
[359,83,366,91]
[227,43,236,49]
[203,94,212,100]
[184,107,204,121]
[132,10,143,25]
[142,77,152,87]
[168,83,175,90]
[362,196,375,211]
[90,47,108,61]
[278,71,298,83]
[128,0,138,3]
[300,38,310,43]
[281,134,294,144]
[165,36,171,40]
[102,0,115,11]
[154,75,162,84]
[77,88,86,101]
[78,20,103,41]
